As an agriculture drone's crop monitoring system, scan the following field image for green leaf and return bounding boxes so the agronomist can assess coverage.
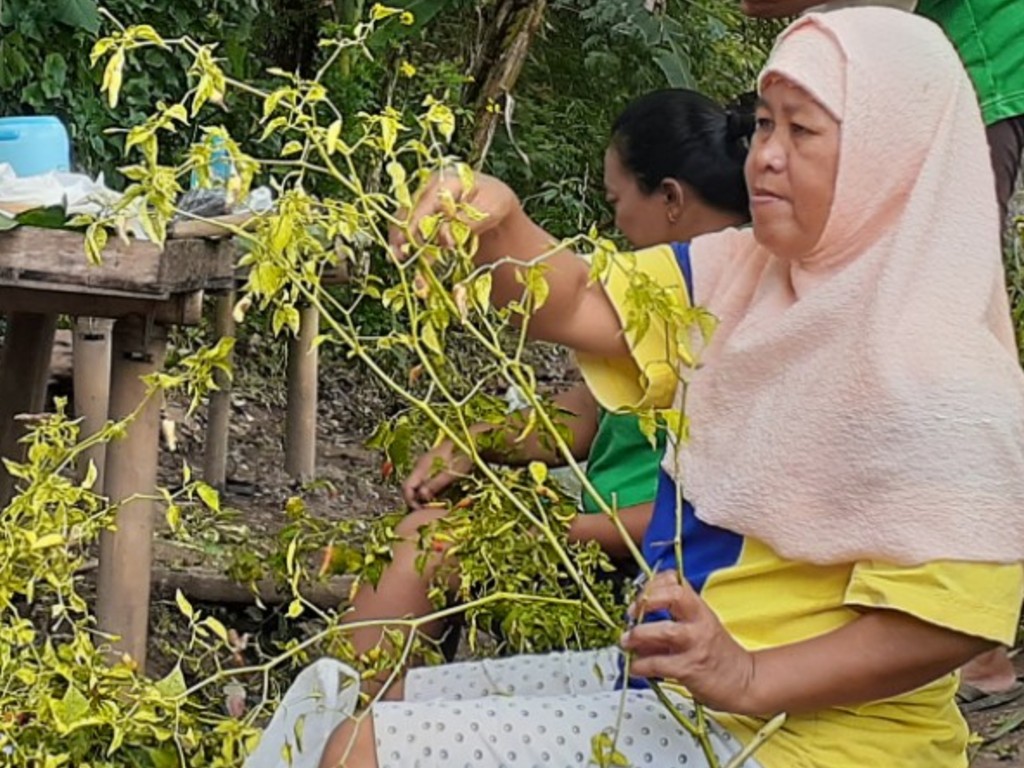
[52,0,101,33]
[59,684,91,727]
[15,205,68,230]
[0,211,18,232]
[154,664,187,699]
[41,53,69,99]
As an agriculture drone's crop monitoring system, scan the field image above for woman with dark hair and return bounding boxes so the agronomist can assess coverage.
[337,87,756,699]
[316,6,1024,767]
[244,88,756,768]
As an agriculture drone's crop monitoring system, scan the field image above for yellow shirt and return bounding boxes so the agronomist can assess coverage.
[578,242,1024,768]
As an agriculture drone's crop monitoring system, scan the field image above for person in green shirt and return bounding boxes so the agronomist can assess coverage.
[742,0,1024,702]
[917,0,1024,221]
[339,88,755,699]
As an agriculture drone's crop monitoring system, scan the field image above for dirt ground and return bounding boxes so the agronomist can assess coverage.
[138,335,1024,767]
[965,651,1024,767]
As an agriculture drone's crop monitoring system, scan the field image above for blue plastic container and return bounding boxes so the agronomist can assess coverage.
[0,116,71,177]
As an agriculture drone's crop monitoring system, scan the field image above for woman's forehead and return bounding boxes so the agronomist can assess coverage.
[757,79,828,116]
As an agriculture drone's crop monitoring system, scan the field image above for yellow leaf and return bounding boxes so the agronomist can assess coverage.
[196,482,220,512]
[31,533,65,551]
[325,119,342,155]
[380,113,398,155]
[175,589,195,621]
[285,537,298,576]
[271,216,294,256]
[103,48,125,109]
[204,616,229,643]
[421,321,442,355]
[82,460,98,490]
[286,599,304,619]
[370,4,401,21]
[472,273,492,309]
[456,162,475,196]
[386,161,410,209]
[166,504,181,532]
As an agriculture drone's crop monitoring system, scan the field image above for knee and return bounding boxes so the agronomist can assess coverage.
[320,715,378,768]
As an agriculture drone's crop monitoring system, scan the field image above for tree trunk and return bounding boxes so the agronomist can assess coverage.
[465,0,548,165]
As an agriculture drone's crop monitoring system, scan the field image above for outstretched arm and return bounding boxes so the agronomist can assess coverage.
[392,172,628,357]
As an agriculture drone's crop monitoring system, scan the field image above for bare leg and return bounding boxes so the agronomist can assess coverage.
[342,507,460,699]
[319,714,378,768]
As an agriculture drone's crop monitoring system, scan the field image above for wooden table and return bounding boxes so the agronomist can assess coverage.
[0,226,235,670]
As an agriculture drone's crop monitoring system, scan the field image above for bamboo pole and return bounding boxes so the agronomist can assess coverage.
[73,318,113,487]
[204,291,236,490]
[285,304,318,482]
[96,316,167,669]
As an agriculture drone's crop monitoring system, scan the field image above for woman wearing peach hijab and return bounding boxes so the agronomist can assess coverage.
[306,8,1024,767]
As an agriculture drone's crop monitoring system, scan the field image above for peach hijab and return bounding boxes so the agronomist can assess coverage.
[672,7,1024,565]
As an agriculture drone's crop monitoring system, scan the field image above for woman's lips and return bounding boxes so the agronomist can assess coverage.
[751,189,784,205]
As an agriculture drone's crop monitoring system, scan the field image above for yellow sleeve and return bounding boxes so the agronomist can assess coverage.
[845,559,1024,645]
[575,244,689,412]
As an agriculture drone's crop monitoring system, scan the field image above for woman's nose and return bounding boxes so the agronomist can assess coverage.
[753,134,785,173]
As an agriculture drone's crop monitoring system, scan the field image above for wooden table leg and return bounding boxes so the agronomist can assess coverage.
[73,318,113,487]
[204,291,235,490]
[96,315,167,669]
[285,304,318,482]
[0,312,58,506]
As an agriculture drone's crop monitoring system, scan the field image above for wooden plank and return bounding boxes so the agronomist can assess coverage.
[0,228,236,296]
[150,566,353,609]
[168,212,256,240]
[0,286,205,325]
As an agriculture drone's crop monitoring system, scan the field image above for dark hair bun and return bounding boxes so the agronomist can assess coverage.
[610,88,751,218]
[725,107,755,144]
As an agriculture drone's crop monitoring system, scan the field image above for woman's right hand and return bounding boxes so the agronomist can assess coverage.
[402,439,474,508]
[390,170,521,260]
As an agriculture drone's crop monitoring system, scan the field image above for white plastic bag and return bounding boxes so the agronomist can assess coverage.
[244,658,361,768]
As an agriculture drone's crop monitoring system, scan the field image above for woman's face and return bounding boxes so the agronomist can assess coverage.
[746,79,840,260]
[603,146,676,249]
